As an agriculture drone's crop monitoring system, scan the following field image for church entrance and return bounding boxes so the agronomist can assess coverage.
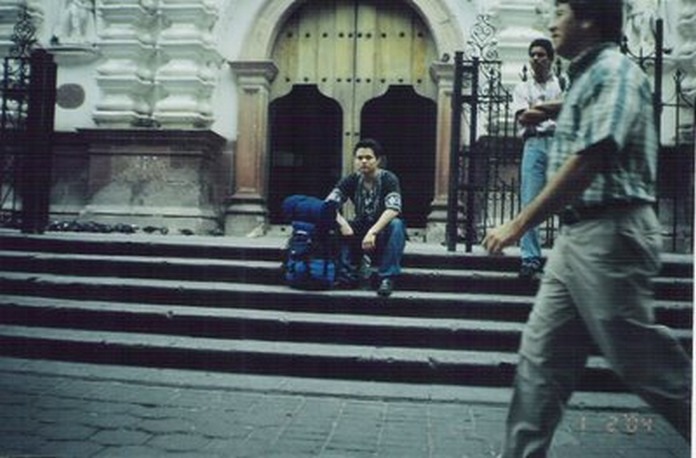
[267,0,438,226]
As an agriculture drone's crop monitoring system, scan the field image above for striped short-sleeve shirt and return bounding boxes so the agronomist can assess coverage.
[548,44,658,206]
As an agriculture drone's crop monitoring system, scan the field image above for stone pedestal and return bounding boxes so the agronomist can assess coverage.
[79,129,226,234]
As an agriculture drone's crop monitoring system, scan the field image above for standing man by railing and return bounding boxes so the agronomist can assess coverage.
[510,38,563,280]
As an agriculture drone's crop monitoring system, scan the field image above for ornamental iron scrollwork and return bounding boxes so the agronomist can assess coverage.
[9,3,38,59]
[2,3,56,233]
[463,15,499,62]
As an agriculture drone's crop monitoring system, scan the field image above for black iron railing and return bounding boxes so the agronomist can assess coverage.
[447,17,694,254]
[0,4,57,233]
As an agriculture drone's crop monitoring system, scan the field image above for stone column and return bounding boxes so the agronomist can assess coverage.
[153,0,221,128]
[224,60,278,237]
[93,0,153,126]
[425,61,456,244]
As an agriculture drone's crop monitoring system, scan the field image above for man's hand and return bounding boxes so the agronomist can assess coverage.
[339,223,354,237]
[482,219,524,255]
[362,232,377,252]
[534,100,562,118]
[518,101,563,127]
[518,107,548,126]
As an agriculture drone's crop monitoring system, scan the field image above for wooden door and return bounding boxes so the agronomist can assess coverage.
[269,0,438,224]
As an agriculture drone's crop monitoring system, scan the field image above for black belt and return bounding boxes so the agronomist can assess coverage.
[559,202,649,225]
[523,131,554,140]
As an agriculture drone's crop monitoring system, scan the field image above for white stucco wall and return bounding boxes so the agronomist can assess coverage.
[208,0,266,139]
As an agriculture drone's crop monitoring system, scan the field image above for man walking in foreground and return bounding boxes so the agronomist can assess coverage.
[483,1,692,456]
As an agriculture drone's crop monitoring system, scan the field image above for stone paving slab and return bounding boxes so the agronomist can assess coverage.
[0,357,690,457]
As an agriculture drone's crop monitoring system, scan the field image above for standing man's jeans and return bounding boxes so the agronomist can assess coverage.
[338,218,406,284]
[501,205,692,457]
[519,136,552,267]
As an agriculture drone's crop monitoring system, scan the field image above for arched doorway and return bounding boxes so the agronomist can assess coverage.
[268,85,343,223]
[267,0,438,226]
[225,0,467,238]
[361,85,436,227]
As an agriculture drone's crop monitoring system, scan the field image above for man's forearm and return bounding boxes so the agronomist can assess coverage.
[483,152,602,254]
[369,209,399,235]
[534,100,563,119]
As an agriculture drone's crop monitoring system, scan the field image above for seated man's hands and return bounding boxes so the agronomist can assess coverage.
[362,232,377,252]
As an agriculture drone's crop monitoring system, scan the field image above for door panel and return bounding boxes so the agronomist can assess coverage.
[268,85,343,224]
[269,0,437,225]
[361,86,436,227]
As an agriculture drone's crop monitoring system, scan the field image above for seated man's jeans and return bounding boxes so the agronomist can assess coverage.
[338,218,406,283]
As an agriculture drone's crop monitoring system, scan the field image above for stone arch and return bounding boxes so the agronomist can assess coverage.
[238,0,465,60]
[225,0,468,239]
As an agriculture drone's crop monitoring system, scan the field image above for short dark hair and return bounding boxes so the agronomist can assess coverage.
[556,0,624,44]
[354,138,384,158]
[529,38,555,60]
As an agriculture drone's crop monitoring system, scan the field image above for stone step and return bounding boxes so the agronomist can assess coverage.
[0,272,690,328]
[1,230,693,277]
[0,230,690,392]
[0,324,627,391]
[0,294,689,355]
[1,249,692,301]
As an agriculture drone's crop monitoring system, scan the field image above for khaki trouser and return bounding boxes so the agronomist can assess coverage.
[502,204,691,458]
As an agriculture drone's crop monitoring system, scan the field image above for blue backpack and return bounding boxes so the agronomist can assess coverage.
[281,195,339,290]
[284,220,337,290]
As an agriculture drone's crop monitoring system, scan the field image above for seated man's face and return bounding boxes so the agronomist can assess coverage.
[354,147,379,176]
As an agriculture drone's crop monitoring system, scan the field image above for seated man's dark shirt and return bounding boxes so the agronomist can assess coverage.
[326,169,402,227]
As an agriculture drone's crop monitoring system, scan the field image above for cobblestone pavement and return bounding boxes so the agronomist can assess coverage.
[0,357,690,457]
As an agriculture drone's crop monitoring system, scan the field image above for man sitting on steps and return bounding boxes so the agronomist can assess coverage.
[325,138,406,297]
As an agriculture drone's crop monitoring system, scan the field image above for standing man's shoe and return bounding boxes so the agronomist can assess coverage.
[377,278,394,297]
[519,261,543,280]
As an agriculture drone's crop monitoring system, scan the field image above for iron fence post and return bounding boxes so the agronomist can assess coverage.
[20,49,56,234]
[446,51,464,252]
[654,18,663,141]
[464,57,480,253]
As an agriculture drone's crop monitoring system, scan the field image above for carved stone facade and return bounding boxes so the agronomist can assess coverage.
[93,0,222,128]
[0,0,692,238]
[674,0,696,104]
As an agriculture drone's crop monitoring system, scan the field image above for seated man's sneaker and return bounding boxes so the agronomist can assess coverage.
[377,277,394,297]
